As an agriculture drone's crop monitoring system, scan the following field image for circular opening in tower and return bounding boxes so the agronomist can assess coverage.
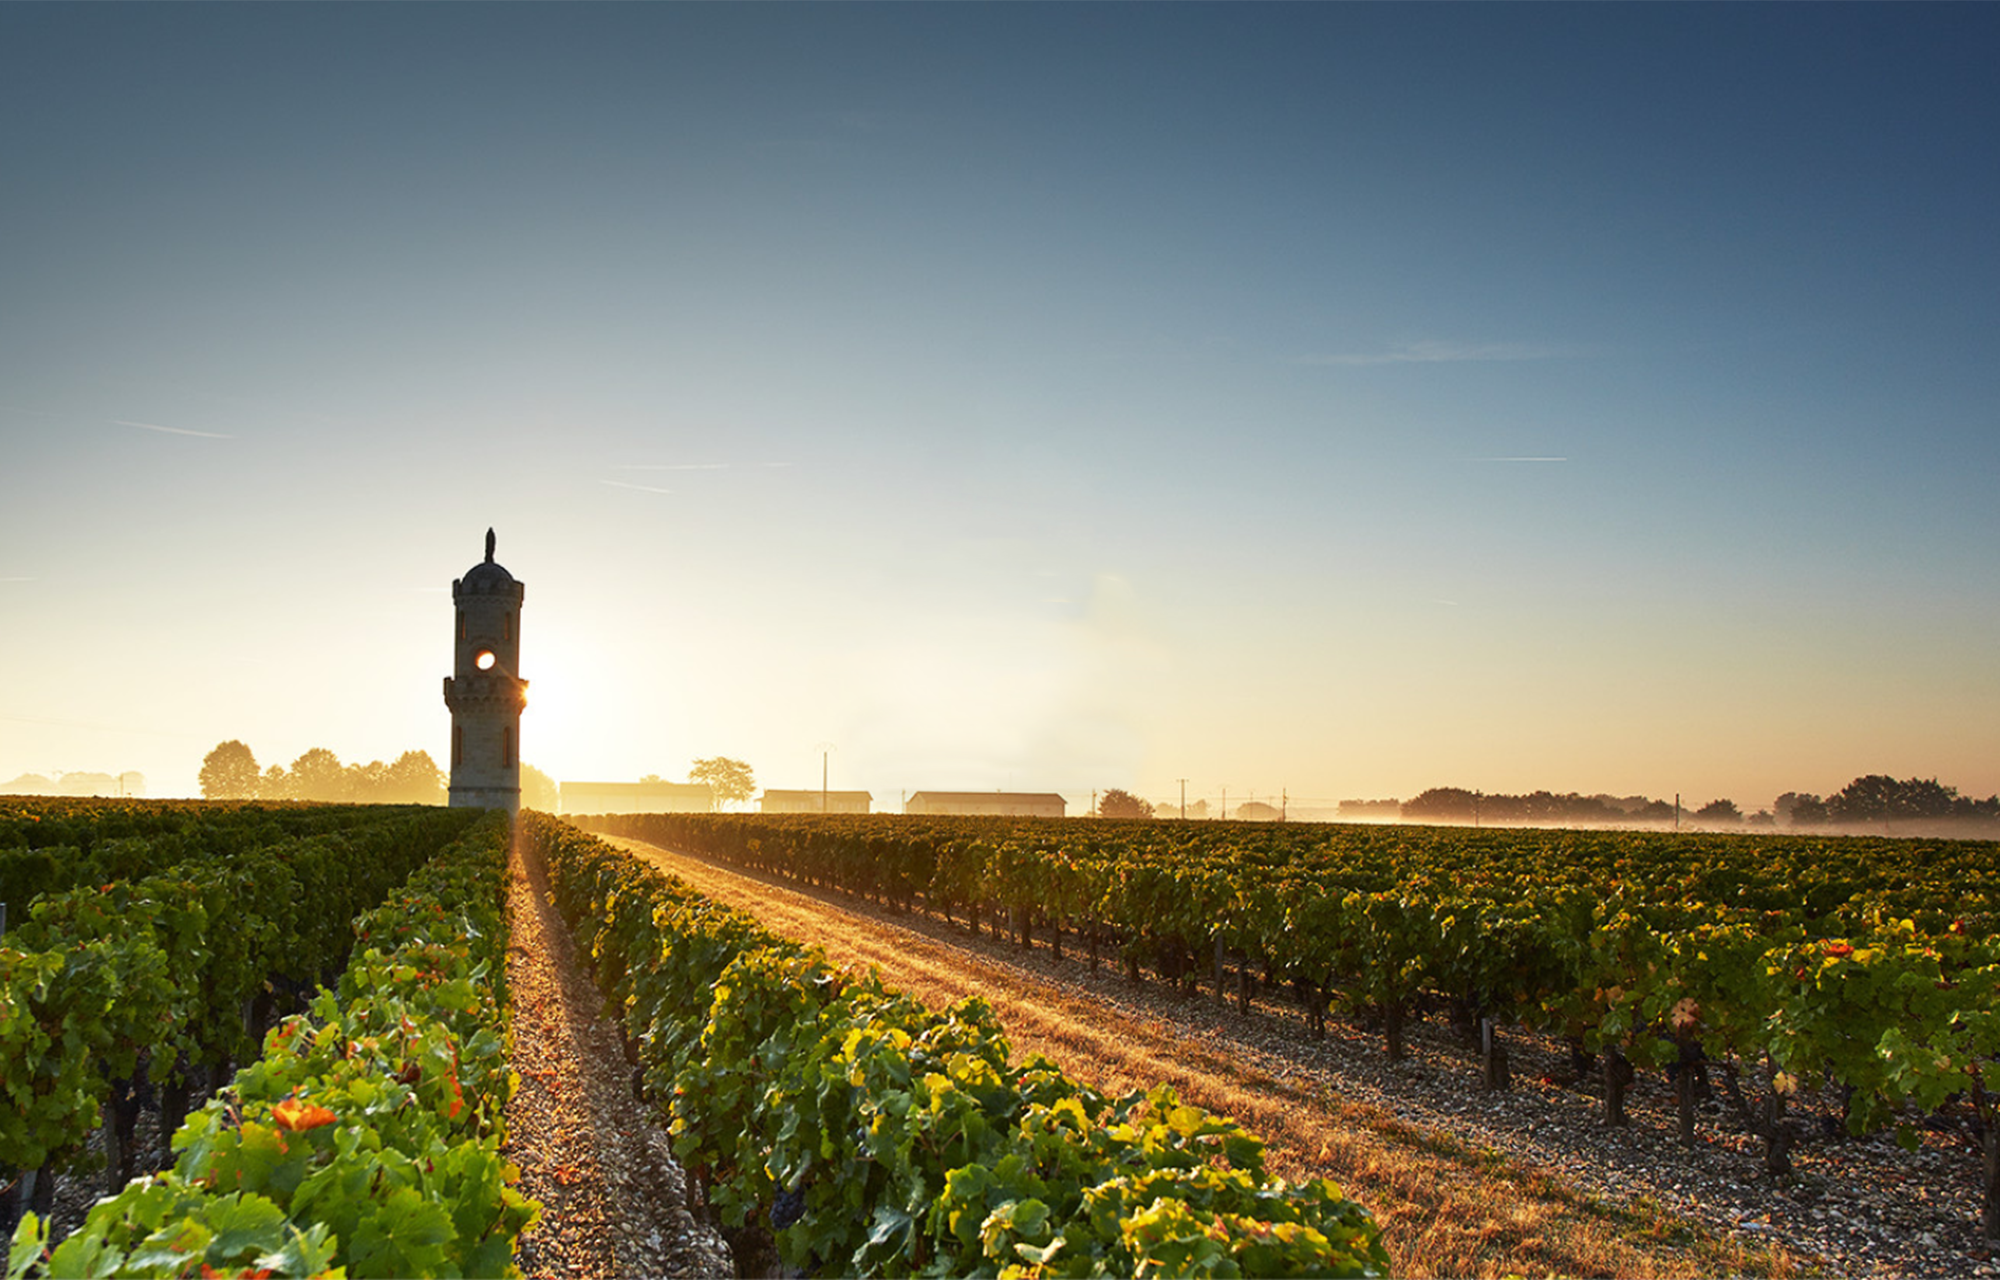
[475,650,496,671]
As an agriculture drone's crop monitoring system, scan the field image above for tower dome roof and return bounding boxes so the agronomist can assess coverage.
[460,559,516,587]
[457,528,520,593]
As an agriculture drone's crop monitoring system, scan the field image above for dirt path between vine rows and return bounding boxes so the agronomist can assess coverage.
[603,832,1993,1280]
[502,832,731,1279]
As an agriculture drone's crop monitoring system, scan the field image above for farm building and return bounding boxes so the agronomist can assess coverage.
[760,789,873,814]
[559,780,714,815]
[904,791,1067,818]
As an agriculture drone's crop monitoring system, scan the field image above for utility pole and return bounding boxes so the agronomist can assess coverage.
[1474,790,1481,829]
[1221,786,1227,821]
[1675,793,1681,832]
[1281,789,1288,822]
[1091,789,1098,817]
[814,741,834,813]
[1178,778,1187,820]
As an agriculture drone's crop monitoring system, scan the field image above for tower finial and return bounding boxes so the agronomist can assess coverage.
[484,528,496,563]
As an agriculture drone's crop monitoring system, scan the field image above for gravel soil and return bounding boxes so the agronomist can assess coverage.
[503,830,732,1279]
[605,833,2000,1280]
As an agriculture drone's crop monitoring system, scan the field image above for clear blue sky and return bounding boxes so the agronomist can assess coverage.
[4,5,1996,812]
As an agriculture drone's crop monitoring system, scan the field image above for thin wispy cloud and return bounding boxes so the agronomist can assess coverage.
[616,461,796,471]
[116,419,232,439]
[1468,456,1568,463]
[599,479,675,495]
[619,463,728,472]
[1301,341,1575,368]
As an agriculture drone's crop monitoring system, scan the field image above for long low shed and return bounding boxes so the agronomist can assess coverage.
[759,789,873,814]
[560,780,714,814]
[903,790,1067,818]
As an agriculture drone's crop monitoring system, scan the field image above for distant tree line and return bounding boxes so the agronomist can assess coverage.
[1,770,145,798]
[1392,775,2000,829]
[1777,775,2000,826]
[1400,788,1678,825]
[196,740,559,809]
[199,740,447,804]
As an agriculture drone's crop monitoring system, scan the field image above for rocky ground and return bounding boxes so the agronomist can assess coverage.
[1205,992,1995,1277]
[502,832,733,1279]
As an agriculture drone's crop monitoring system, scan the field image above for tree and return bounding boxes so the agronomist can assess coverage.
[1401,788,1479,822]
[1952,793,2000,822]
[689,757,754,811]
[1828,774,1958,824]
[288,748,348,802]
[348,759,390,800]
[258,765,292,801]
[379,750,446,805]
[198,740,261,799]
[1097,788,1152,819]
[1775,792,1829,826]
[1694,798,1742,824]
[520,764,559,812]
[1631,799,1677,823]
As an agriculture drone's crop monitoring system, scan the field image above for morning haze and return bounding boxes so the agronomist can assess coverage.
[2,6,1995,816]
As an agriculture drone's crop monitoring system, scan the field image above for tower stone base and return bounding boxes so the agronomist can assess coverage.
[449,784,521,812]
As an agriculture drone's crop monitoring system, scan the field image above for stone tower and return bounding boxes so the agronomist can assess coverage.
[443,529,527,811]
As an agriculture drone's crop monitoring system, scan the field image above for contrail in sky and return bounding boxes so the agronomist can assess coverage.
[1468,456,1568,463]
[116,419,232,439]
[599,479,675,495]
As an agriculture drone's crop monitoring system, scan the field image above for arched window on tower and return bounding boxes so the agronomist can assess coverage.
[503,612,513,641]
[457,610,466,641]
[453,725,463,768]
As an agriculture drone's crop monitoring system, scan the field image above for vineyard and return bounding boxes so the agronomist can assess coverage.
[2,798,532,1276]
[10,797,1999,1275]
[4,801,1396,1277]
[522,812,1390,1277]
[578,810,2000,1249]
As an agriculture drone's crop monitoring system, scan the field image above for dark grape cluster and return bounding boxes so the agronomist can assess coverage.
[770,1187,806,1231]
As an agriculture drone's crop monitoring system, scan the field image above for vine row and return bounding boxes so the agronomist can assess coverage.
[528,813,1389,1278]
[583,811,2000,1242]
[7,809,536,1278]
[1,805,483,1235]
